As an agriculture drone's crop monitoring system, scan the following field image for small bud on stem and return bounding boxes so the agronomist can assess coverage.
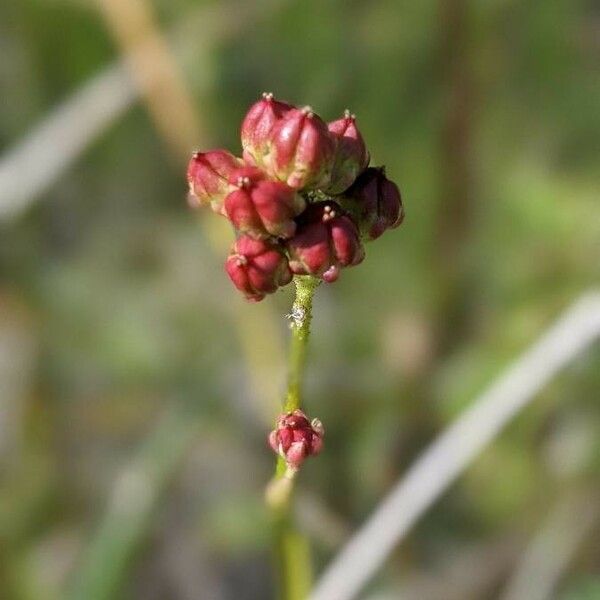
[269,409,325,471]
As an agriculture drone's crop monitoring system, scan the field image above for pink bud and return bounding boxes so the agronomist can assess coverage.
[268,409,324,470]
[340,167,404,240]
[225,235,292,302]
[325,110,369,194]
[187,150,243,214]
[241,92,294,167]
[266,106,336,190]
[224,167,306,239]
[286,202,365,281]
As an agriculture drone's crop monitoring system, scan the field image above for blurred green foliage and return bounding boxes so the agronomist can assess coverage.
[0,0,598,599]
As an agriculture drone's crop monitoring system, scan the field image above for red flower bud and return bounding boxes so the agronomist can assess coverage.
[224,166,306,239]
[268,409,324,470]
[241,92,294,167]
[266,106,336,190]
[325,110,369,195]
[287,202,365,283]
[187,150,243,214]
[225,235,292,302]
[340,167,404,240]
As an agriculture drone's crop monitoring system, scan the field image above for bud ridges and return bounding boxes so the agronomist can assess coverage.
[287,202,365,282]
[224,167,306,239]
[325,109,369,195]
[225,235,292,302]
[241,92,293,167]
[340,166,404,240]
[187,149,243,214]
[266,106,336,191]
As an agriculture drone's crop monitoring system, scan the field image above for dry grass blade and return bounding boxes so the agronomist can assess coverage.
[95,0,287,416]
[0,0,284,221]
[0,64,134,221]
[96,0,203,159]
[309,291,600,600]
[500,490,599,600]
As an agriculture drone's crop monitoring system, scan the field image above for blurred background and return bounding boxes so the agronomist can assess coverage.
[0,0,599,599]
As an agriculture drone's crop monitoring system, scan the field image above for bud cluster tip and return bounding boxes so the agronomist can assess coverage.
[186,93,404,301]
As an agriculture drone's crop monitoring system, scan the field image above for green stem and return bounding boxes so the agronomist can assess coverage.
[285,275,320,412]
[267,275,320,600]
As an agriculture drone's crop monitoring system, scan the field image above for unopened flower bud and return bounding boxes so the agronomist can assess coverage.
[224,166,306,239]
[241,92,294,167]
[268,409,324,470]
[187,150,243,214]
[225,235,292,302]
[287,202,365,282]
[266,106,336,190]
[325,110,369,195]
[340,167,404,240]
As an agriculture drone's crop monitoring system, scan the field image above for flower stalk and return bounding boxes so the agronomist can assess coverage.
[267,275,320,496]
[266,275,320,600]
[285,275,320,411]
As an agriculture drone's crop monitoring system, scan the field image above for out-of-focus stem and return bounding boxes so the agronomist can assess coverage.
[266,275,320,600]
[97,0,202,161]
[435,0,474,356]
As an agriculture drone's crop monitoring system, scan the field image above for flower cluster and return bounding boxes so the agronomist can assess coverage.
[187,93,404,302]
